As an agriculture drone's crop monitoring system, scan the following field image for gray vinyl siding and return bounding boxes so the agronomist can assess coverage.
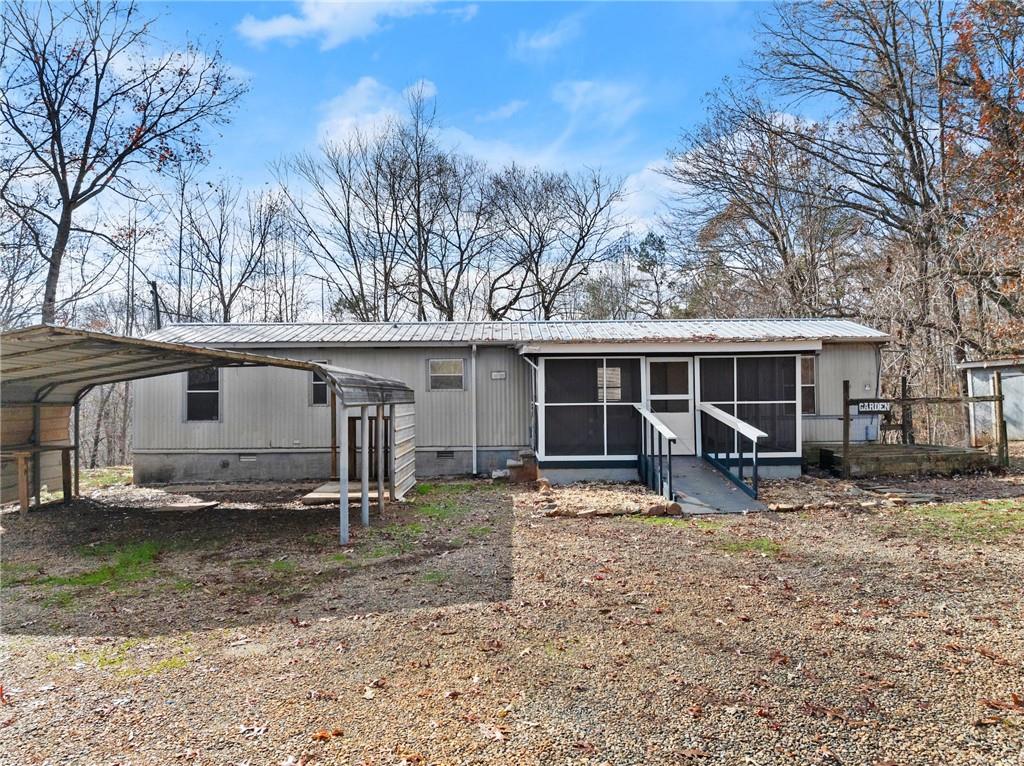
[803,342,881,443]
[133,345,531,453]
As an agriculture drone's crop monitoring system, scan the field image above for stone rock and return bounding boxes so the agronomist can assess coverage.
[491,468,510,479]
[644,501,683,517]
[536,478,552,493]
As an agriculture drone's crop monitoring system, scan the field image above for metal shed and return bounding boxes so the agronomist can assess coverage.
[0,324,415,543]
[960,357,1023,445]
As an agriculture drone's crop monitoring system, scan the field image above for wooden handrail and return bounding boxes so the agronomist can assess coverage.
[697,403,767,443]
[633,405,678,441]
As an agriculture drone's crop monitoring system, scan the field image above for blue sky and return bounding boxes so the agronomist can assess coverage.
[153,1,765,226]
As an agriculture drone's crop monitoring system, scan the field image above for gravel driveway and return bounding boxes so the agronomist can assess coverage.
[2,475,1022,765]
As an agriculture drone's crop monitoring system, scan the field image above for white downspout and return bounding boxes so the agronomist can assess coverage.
[521,355,539,452]
[471,343,478,475]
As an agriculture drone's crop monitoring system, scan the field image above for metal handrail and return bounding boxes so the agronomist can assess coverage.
[697,402,766,499]
[634,405,677,500]
[697,403,768,441]
[634,405,678,441]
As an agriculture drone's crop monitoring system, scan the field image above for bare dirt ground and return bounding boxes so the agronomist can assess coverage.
[2,468,1023,766]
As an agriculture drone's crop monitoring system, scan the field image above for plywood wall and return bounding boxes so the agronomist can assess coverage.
[1,405,71,504]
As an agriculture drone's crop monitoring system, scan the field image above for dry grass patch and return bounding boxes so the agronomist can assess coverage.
[894,498,1024,543]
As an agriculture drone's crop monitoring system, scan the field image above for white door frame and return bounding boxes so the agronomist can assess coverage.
[645,357,696,456]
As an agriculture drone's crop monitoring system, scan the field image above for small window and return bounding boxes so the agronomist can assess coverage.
[311,361,329,406]
[428,359,464,391]
[186,367,220,421]
[801,356,816,415]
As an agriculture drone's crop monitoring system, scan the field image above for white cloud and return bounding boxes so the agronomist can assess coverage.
[238,1,430,50]
[317,76,439,143]
[512,15,581,60]
[476,99,527,123]
[447,3,478,22]
[551,80,646,130]
[317,76,403,142]
[403,78,438,100]
[616,159,676,230]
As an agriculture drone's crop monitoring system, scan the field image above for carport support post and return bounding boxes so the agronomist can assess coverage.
[329,390,338,480]
[32,404,41,506]
[375,404,386,510]
[337,404,350,544]
[360,406,370,526]
[388,404,397,501]
[73,400,81,497]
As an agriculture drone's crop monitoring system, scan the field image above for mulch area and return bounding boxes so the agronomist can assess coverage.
[2,472,1023,765]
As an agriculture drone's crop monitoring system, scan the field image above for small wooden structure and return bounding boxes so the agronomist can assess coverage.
[838,377,1009,478]
[0,325,414,543]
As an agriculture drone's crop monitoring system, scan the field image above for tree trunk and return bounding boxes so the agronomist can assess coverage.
[41,206,73,324]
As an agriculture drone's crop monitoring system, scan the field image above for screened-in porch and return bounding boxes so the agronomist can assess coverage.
[535,353,812,464]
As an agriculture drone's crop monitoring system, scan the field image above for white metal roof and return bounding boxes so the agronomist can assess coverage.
[0,325,414,406]
[147,319,889,347]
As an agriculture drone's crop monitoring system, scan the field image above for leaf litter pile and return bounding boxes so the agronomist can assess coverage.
[2,472,1023,765]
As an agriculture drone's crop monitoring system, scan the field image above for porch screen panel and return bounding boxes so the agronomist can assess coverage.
[606,405,640,454]
[737,403,797,452]
[542,357,641,457]
[650,361,689,396]
[545,405,604,455]
[700,356,799,456]
[700,403,735,454]
[737,357,796,401]
[602,359,642,402]
[545,359,600,403]
[700,358,734,403]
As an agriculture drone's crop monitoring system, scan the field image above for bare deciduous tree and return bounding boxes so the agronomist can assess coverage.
[186,181,278,322]
[0,0,245,322]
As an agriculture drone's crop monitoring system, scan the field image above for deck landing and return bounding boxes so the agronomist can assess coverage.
[301,483,381,506]
[670,457,765,514]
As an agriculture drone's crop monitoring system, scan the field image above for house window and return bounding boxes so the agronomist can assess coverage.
[186,367,220,421]
[542,357,641,456]
[801,356,816,415]
[311,361,329,406]
[428,359,465,390]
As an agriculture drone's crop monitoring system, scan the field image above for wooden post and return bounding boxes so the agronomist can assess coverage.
[329,390,338,480]
[31,404,41,505]
[376,404,386,510]
[388,403,397,501]
[993,371,1009,468]
[360,406,370,526]
[337,404,349,545]
[61,448,72,504]
[17,455,30,517]
[842,380,851,479]
[73,401,81,497]
[900,376,912,445]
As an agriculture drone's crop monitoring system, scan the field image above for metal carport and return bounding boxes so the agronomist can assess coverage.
[0,324,415,543]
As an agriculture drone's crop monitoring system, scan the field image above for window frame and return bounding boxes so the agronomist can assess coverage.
[538,356,644,460]
[427,358,466,392]
[310,360,329,407]
[800,355,817,415]
[183,366,222,423]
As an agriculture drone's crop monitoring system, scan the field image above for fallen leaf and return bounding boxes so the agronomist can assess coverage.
[477,722,506,741]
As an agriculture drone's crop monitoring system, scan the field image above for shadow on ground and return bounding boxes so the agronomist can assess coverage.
[1,480,514,637]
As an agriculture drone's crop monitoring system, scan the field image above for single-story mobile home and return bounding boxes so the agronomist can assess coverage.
[135,319,887,488]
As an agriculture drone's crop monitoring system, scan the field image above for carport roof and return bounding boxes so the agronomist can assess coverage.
[0,324,414,407]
